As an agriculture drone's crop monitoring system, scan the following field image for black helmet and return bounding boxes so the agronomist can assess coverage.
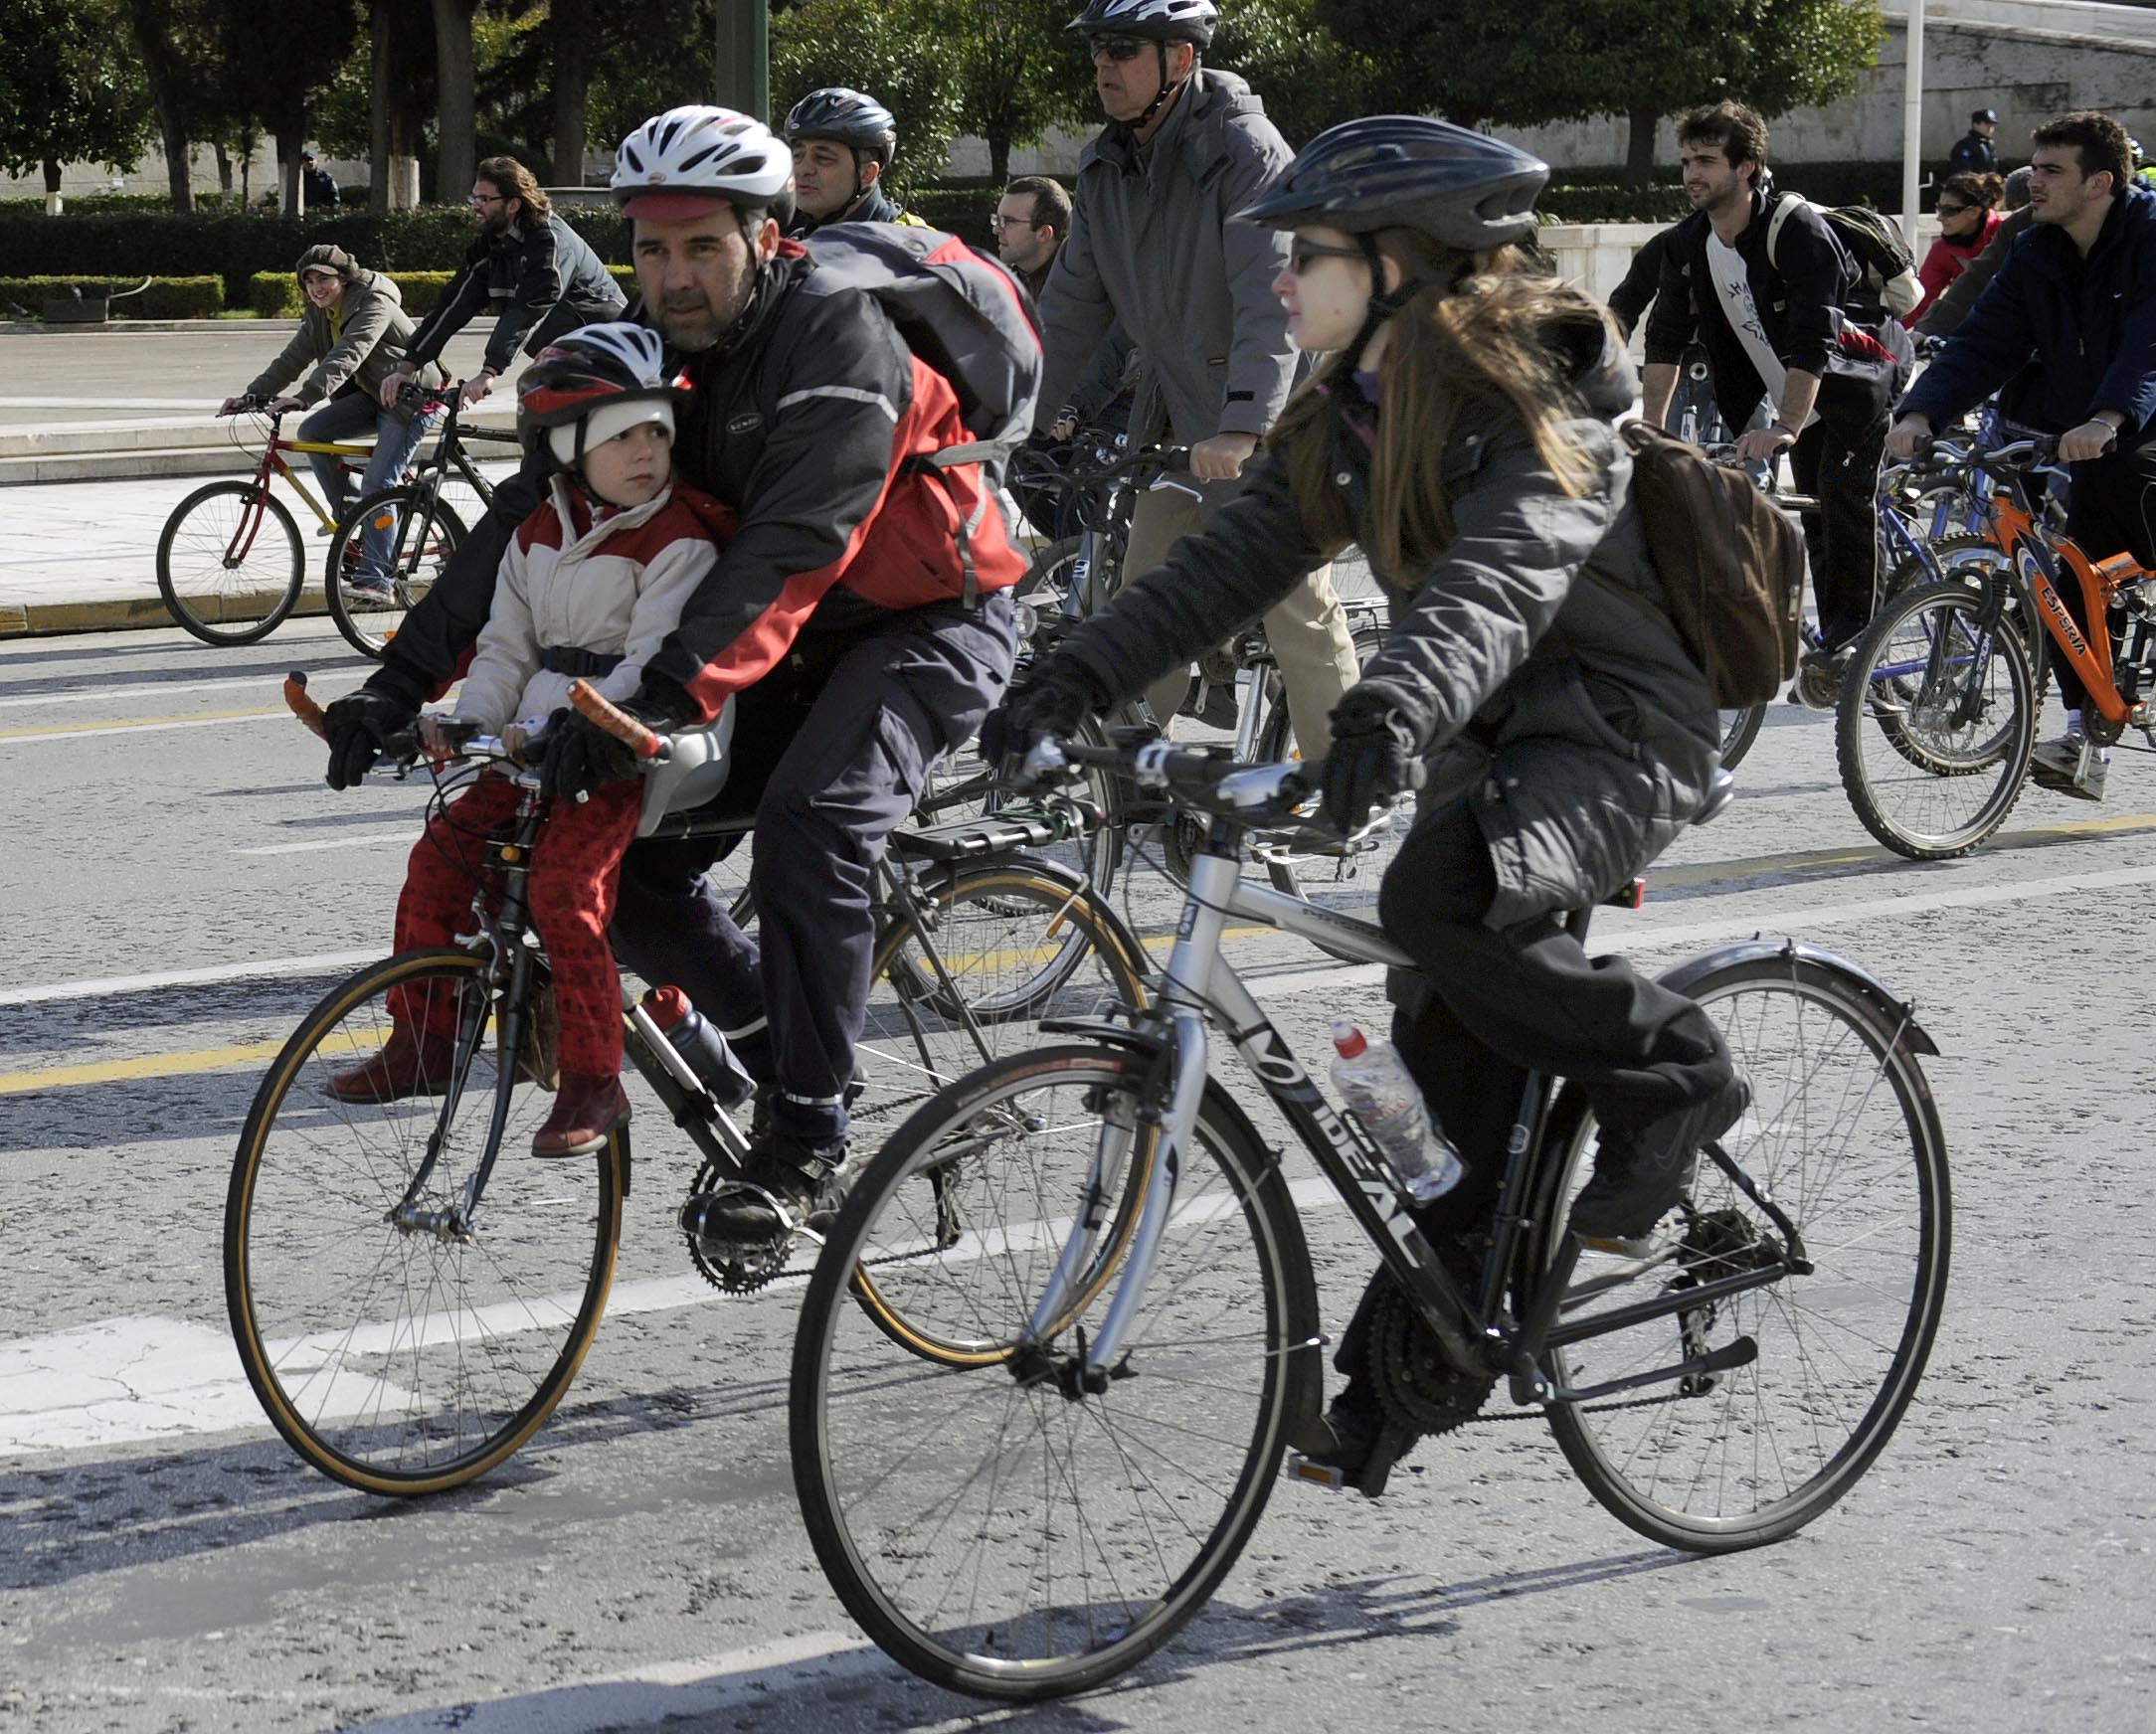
[1066,0,1217,48]
[1234,115,1547,254]
[785,87,899,168]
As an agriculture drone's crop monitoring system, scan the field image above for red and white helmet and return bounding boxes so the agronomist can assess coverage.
[516,322,688,466]
[612,105,793,222]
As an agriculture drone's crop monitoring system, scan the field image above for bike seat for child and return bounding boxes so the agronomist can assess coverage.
[635,699,737,838]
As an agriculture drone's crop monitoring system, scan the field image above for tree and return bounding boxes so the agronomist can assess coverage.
[928,0,1086,186]
[0,0,148,204]
[432,0,480,203]
[212,0,359,211]
[1208,0,1375,151]
[772,0,961,194]
[1319,0,1883,185]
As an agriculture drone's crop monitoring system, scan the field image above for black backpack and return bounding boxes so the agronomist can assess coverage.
[1613,422,1808,708]
[1766,193,1923,319]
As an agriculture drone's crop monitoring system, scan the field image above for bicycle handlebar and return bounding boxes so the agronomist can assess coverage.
[1021,733,1320,828]
[1015,442,1195,493]
[569,679,667,762]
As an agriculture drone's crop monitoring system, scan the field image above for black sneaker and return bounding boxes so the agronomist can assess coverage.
[680,1133,849,1248]
[1568,1078,1751,1254]
[1294,1383,1419,1499]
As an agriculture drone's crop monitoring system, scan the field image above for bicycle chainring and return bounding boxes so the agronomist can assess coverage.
[2084,711,2125,748]
[682,1158,794,1295]
[1367,1280,1496,1437]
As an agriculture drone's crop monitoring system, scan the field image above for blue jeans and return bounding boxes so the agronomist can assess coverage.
[298,393,437,579]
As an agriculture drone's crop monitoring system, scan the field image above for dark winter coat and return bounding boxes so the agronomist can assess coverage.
[1053,301,1720,928]
[403,214,627,378]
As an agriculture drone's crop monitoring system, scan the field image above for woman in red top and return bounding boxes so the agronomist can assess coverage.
[1911,172,2006,322]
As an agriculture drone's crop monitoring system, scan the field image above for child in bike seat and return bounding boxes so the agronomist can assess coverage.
[327,322,735,1155]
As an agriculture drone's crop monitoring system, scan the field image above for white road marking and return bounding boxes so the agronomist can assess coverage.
[0,671,367,709]
[0,951,382,1007]
[3,711,293,745]
[237,828,417,856]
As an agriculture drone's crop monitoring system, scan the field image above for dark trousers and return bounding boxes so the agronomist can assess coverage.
[1791,410,1888,653]
[608,595,1016,1149]
[2055,434,2156,714]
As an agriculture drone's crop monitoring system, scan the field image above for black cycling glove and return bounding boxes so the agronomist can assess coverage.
[323,687,420,790]
[540,678,698,800]
[979,661,1110,770]
[1318,688,1427,834]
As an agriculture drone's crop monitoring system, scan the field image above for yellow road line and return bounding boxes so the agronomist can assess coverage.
[0,705,284,742]
[0,1030,373,1096]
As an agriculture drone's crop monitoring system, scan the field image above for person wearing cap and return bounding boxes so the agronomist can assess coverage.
[220,244,445,587]
[1950,107,2000,176]
[783,87,926,233]
[1036,0,1358,755]
[990,114,1740,1491]
[388,156,628,410]
[300,149,339,211]
[326,322,732,1157]
[320,105,1027,1250]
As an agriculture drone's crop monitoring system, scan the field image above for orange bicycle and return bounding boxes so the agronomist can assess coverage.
[156,397,387,646]
[1836,436,2156,858]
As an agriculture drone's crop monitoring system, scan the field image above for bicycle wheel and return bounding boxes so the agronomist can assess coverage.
[1836,578,2036,860]
[156,479,305,645]
[849,860,1149,1152]
[225,949,623,1495]
[326,484,465,659]
[793,1043,1315,1699]
[1717,703,1767,771]
[1531,948,1950,1552]
[1882,534,2045,705]
[1015,534,1084,611]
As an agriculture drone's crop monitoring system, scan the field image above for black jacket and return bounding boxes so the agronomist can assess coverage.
[1606,225,1675,338]
[1052,299,1719,926]
[1949,132,1998,176]
[404,214,626,377]
[369,246,1021,717]
[1644,191,1863,433]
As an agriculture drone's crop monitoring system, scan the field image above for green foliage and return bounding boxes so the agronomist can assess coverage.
[216,0,362,141]
[772,0,963,193]
[1208,0,1378,150]
[925,0,1089,182]
[0,0,150,180]
[0,274,223,317]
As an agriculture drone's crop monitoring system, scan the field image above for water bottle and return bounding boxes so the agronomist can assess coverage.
[1330,1019,1464,1204]
[640,985,754,1110]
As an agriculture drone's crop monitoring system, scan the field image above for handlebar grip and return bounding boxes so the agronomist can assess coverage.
[1159,444,1192,471]
[283,670,329,742]
[568,679,664,761]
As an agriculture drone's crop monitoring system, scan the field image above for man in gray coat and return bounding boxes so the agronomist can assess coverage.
[1036,0,1357,754]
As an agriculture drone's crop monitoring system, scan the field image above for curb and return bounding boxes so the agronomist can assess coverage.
[0,592,332,639]
[0,316,509,336]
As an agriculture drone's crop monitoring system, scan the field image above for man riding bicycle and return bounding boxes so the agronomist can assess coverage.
[783,88,926,234]
[322,104,1028,1255]
[990,114,1747,1494]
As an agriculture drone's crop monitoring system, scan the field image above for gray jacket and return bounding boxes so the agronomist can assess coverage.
[1054,308,1720,928]
[247,265,436,419]
[1036,70,1299,444]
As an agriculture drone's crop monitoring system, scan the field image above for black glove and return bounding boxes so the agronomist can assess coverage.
[979,661,1108,769]
[323,687,419,790]
[539,680,697,800]
[1318,688,1426,834]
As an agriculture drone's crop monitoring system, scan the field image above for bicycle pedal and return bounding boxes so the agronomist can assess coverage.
[1282,1452,1349,1492]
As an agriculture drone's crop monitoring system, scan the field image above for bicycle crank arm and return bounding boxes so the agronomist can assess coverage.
[1531,1334,1757,1407]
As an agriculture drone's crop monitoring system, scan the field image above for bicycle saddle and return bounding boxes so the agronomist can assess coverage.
[634,698,738,838]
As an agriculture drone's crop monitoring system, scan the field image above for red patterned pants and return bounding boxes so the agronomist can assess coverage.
[391,774,641,1076]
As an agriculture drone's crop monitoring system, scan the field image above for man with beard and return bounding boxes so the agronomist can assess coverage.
[384,156,627,410]
[324,107,1027,1252]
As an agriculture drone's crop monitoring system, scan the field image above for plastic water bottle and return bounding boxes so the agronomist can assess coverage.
[640,985,755,1110]
[1330,1020,1464,1204]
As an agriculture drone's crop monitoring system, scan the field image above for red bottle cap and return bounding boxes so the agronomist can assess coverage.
[1331,1020,1366,1059]
[642,984,690,1031]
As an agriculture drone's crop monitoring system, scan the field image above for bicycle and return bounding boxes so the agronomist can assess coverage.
[322,383,519,660]
[156,397,384,645]
[224,677,1149,1496]
[1836,436,2154,859]
[792,735,1950,1699]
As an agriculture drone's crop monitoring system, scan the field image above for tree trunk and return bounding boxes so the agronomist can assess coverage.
[988,132,1010,188]
[278,130,304,215]
[44,160,64,217]
[124,0,196,213]
[432,0,478,205]
[1625,104,1661,191]
[241,122,256,206]
[550,0,592,186]
[215,143,234,199]
[371,0,393,211]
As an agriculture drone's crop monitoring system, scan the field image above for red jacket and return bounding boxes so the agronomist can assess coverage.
[1911,211,2004,323]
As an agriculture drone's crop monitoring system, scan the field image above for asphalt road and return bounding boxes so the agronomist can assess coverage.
[2,621,2152,1733]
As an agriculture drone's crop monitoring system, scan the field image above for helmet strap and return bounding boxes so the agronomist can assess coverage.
[1132,44,1190,132]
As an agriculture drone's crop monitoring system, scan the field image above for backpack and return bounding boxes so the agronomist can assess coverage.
[1766,193,1923,319]
[1615,421,1808,707]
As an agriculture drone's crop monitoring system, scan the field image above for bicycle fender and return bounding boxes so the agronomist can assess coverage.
[1655,937,1942,1057]
[1037,1015,1163,1052]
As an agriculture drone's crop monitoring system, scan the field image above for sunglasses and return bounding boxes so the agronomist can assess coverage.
[1087,34,1151,61]
[1288,237,1366,274]
[1935,201,1974,216]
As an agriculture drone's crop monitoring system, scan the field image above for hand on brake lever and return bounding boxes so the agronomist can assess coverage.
[539,681,693,799]
[979,661,1109,772]
[1318,688,1427,835]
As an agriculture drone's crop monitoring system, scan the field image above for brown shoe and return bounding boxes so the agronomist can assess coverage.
[327,1026,459,1104]
[532,1071,630,1157]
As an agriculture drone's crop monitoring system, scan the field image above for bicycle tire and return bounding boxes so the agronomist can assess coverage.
[1530,947,1950,1552]
[1717,703,1767,771]
[225,949,623,1495]
[1015,534,1083,610]
[793,1043,1316,1700]
[156,479,305,646]
[1836,578,2036,860]
[326,484,465,660]
[1882,533,2045,708]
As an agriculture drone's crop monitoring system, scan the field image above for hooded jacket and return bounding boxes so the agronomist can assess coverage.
[403,213,627,379]
[1053,298,1719,927]
[246,245,442,419]
[1901,185,2156,437]
[1035,68,1299,445]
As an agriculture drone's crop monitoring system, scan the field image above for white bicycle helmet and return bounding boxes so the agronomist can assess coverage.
[612,105,793,220]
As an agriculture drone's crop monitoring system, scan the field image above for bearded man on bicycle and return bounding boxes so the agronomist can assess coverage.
[991,115,1748,1493]
[321,106,1027,1253]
